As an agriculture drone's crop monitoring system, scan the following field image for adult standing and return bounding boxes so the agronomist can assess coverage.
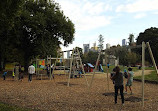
[111,66,124,105]
[28,64,35,82]
[46,64,50,77]
[18,64,23,81]
[125,67,134,95]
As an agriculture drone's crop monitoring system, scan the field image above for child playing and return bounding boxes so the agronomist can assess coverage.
[125,68,134,95]
[3,71,7,80]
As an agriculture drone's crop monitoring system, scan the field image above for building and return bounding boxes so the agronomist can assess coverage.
[90,42,99,52]
[83,44,90,53]
[122,39,127,46]
[106,43,110,49]
[67,51,70,58]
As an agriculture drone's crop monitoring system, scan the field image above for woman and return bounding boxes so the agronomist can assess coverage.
[111,66,124,104]
[125,67,134,95]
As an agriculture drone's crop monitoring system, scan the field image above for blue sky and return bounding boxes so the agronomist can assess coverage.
[55,0,158,51]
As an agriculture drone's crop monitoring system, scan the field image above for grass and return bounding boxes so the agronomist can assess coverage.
[0,102,30,111]
[134,70,158,82]
[102,65,139,73]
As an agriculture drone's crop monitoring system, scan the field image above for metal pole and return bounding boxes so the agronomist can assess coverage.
[142,42,145,107]
[146,42,158,75]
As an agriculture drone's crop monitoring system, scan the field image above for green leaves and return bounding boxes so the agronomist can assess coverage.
[0,0,75,71]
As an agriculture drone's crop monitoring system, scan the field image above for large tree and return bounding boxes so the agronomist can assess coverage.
[128,33,134,46]
[0,0,75,71]
[0,0,24,70]
[136,27,158,64]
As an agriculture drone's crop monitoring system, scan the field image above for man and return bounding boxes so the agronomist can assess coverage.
[28,64,35,82]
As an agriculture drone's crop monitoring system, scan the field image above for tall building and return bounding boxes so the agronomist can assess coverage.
[90,42,98,52]
[122,39,127,46]
[83,44,90,53]
[106,43,110,49]
[67,51,70,58]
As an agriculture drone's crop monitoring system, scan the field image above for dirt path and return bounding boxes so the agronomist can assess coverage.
[133,70,153,76]
[87,70,153,78]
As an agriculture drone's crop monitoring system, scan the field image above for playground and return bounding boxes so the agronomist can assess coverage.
[0,70,158,111]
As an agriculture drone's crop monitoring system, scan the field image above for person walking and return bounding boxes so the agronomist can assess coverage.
[111,66,124,105]
[28,64,35,82]
[125,67,134,95]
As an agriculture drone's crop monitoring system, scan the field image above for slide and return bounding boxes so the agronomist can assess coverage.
[100,64,103,72]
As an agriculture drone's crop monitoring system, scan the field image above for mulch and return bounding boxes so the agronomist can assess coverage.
[0,73,158,111]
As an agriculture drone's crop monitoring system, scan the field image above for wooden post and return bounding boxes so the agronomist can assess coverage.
[105,52,109,91]
[142,41,145,107]
[146,42,158,75]
[15,66,19,80]
[67,48,74,87]
[50,55,52,80]
[77,48,89,87]
[89,52,101,88]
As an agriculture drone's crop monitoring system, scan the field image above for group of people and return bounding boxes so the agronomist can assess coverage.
[110,66,134,105]
[2,63,54,82]
[2,64,23,81]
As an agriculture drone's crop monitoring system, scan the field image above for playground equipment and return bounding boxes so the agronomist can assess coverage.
[141,42,158,107]
[67,48,89,87]
[89,42,158,107]
[31,59,47,80]
[47,48,89,87]
[47,53,70,80]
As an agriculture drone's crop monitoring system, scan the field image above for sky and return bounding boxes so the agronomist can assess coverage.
[55,0,158,51]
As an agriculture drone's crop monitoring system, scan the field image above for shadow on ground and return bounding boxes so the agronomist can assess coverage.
[102,92,114,96]
[125,96,148,102]
[57,82,78,86]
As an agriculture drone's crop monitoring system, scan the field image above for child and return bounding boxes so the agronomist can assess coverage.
[125,68,134,95]
[124,69,128,79]
[3,71,7,80]
[110,68,116,84]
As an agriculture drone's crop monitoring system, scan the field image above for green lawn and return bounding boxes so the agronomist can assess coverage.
[134,70,158,82]
[102,65,140,73]
[0,102,30,111]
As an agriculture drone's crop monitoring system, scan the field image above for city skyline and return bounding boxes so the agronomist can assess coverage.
[55,0,158,51]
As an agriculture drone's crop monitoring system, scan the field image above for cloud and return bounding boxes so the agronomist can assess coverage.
[55,0,112,31]
[116,0,158,13]
[134,13,146,19]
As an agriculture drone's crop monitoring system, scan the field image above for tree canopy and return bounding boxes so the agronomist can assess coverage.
[136,27,158,64]
[98,34,104,51]
[0,0,75,71]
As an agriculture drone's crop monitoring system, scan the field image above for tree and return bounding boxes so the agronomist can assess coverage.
[126,52,139,66]
[98,34,104,51]
[128,33,134,46]
[0,0,75,71]
[0,0,24,70]
[136,27,158,64]
[83,51,98,65]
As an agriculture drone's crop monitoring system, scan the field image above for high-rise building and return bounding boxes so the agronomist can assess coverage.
[106,43,110,49]
[122,39,127,46]
[67,51,70,58]
[83,44,90,53]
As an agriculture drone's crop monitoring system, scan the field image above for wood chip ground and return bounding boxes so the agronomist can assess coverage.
[0,70,158,111]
